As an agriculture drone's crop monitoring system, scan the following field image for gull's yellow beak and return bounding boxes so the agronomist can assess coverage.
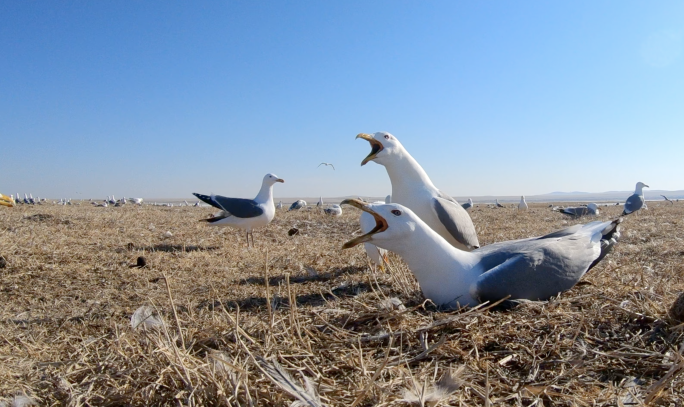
[0,194,14,207]
[356,133,384,166]
[341,199,388,249]
[276,179,285,183]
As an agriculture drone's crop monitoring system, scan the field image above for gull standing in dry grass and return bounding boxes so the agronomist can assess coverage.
[461,198,474,211]
[495,199,505,208]
[623,182,649,215]
[193,173,284,247]
[342,199,621,309]
[518,195,528,210]
[356,132,479,251]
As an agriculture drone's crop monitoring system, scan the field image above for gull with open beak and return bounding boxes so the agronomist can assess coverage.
[0,193,14,207]
[342,199,621,309]
[356,132,479,251]
[193,173,284,247]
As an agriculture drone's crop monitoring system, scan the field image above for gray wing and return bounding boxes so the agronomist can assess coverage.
[432,195,480,249]
[473,242,592,303]
[623,194,643,215]
[472,219,621,303]
[193,193,263,218]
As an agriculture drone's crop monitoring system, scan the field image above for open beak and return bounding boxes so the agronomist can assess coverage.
[276,179,285,183]
[356,133,384,166]
[341,199,388,249]
[0,194,14,207]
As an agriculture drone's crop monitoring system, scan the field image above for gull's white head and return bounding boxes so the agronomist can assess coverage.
[587,203,598,211]
[341,199,419,251]
[636,182,649,190]
[263,173,285,185]
[355,131,405,166]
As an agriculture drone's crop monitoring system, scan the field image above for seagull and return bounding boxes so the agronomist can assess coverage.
[359,201,389,271]
[288,200,306,211]
[317,162,335,170]
[518,196,528,210]
[276,200,283,210]
[356,132,479,251]
[193,173,284,247]
[461,198,474,211]
[317,196,323,207]
[661,195,674,205]
[559,203,599,217]
[342,199,621,309]
[495,199,505,208]
[623,182,649,216]
[324,204,342,216]
[128,197,144,205]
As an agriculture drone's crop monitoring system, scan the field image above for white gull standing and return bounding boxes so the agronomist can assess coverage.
[518,196,528,210]
[623,182,649,215]
[462,198,474,211]
[193,173,284,247]
[342,199,622,309]
[356,132,479,251]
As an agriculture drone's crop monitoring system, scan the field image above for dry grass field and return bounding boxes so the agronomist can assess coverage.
[1,201,683,406]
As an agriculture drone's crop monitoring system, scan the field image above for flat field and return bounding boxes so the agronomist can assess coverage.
[1,202,683,406]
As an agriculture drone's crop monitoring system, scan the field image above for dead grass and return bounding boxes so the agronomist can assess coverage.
[1,202,683,406]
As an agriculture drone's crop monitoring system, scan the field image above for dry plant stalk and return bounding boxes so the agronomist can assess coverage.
[0,201,683,405]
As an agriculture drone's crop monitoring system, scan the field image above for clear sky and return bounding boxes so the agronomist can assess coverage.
[2,1,683,199]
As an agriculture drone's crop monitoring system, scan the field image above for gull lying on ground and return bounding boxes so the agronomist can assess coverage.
[559,203,599,217]
[623,182,649,215]
[324,204,342,216]
[193,173,284,247]
[289,200,306,211]
[342,199,621,309]
[356,132,479,251]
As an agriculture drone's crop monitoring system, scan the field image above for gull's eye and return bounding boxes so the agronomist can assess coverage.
[384,134,390,139]
[391,209,402,216]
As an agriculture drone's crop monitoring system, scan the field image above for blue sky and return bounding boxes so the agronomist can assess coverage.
[2,1,683,199]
